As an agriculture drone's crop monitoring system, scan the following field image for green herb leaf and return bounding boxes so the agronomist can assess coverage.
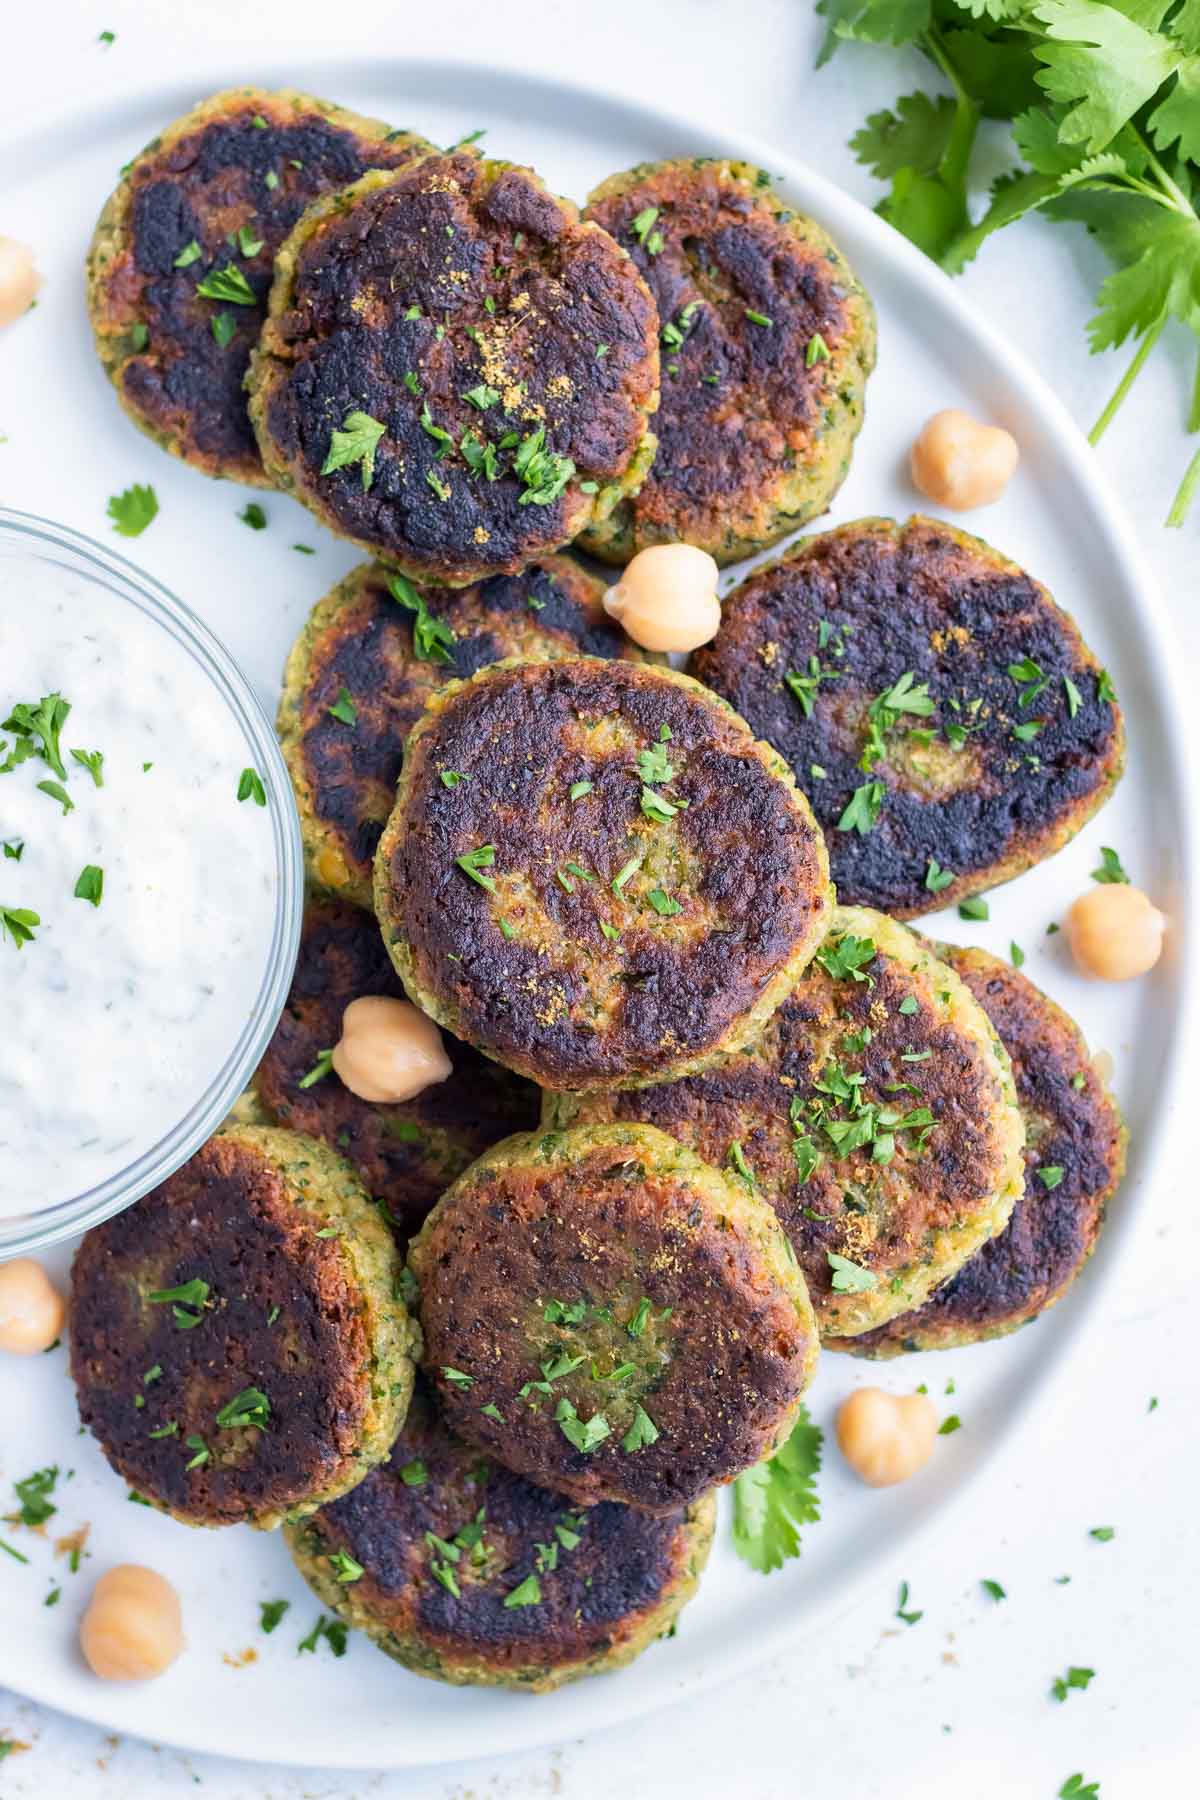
[1051,1664,1096,1702]
[70,747,104,787]
[896,1579,923,1626]
[621,1405,660,1453]
[195,264,257,305]
[836,779,885,835]
[731,1404,822,1574]
[298,1047,334,1089]
[73,865,104,907]
[981,1578,1006,1601]
[388,573,457,664]
[173,239,202,268]
[0,905,40,950]
[260,1599,290,1633]
[215,1386,271,1431]
[237,767,266,806]
[106,483,158,536]
[958,894,989,921]
[211,310,237,347]
[1090,844,1129,884]
[327,686,357,727]
[321,411,387,490]
[503,1573,542,1609]
[455,844,496,893]
[827,1250,878,1293]
[924,858,954,893]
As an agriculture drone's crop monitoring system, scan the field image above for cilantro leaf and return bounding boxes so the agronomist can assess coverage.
[1033,1,1183,154]
[731,1404,822,1573]
[106,483,158,537]
[321,411,387,490]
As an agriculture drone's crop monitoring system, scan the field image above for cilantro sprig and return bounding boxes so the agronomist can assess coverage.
[818,0,1200,524]
[732,1404,822,1573]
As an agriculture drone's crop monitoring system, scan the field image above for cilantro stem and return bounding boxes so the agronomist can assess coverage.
[1166,442,1200,528]
[1089,314,1166,445]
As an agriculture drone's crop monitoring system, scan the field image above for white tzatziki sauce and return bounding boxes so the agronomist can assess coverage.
[0,555,278,1217]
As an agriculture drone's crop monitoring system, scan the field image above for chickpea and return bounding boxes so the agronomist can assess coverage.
[0,1257,66,1354]
[332,995,452,1103]
[79,1565,184,1682]
[0,237,42,329]
[836,1387,938,1488]
[1066,884,1165,981]
[602,544,721,653]
[910,408,1019,510]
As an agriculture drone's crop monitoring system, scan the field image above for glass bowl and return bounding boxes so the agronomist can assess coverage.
[0,508,303,1257]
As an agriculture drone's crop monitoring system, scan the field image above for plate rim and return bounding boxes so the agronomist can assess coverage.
[2,48,1196,1772]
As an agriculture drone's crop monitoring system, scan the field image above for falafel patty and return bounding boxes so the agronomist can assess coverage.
[69,1126,417,1529]
[86,87,432,484]
[374,656,832,1091]
[546,908,1025,1338]
[286,1380,715,1690]
[407,1124,818,1514]
[578,158,875,564]
[690,516,1126,917]
[253,899,539,1242]
[280,554,647,909]
[827,944,1125,1356]
[247,153,660,584]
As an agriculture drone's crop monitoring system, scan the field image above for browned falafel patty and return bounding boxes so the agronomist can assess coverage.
[406,1125,819,1514]
[252,899,539,1243]
[86,87,432,484]
[579,158,875,564]
[286,1380,716,1690]
[69,1126,416,1529]
[373,657,832,1091]
[828,944,1125,1356]
[545,908,1025,1338]
[690,516,1126,917]
[280,554,647,909]
[247,153,660,584]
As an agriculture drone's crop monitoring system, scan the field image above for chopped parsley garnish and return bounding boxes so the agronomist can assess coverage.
[555,1398,611,1454]
[195,264,256,305]
[1063,674,1083,718]
[0,1537,30,1564]
[636,741,675,786]
[1010,941,1025,968]
[1051,1665,1095,1702]
[298,1047,334,1089]
[958,895,989,921]
[981,1578,1006,1602]
[327,686,357,726]
[399,1459,428,1487]
[631,206,662,252]
[727,1141,756,1188]
[826,1250,878,1293]
[569,780,594,801]
[514,424,576,506]
[297,1614,347,1657]
[440,769,466,788]
[939,1414,962,1436]
[544,1298,588,1325]
[106,483,159,536]
[1096,670,1117,705]
[0,906,39,950]
[1091,845,1129,885]
[898,995,919,1015]
[731,1403,822,1573]
[146,1276,210,1328]
[37,779,73,816]
[622,1405,660,1453]
[388,573,457,664]
[1038,1165,1065,1190]
[1007,656,1050,711]
[260,1599,290,1633]
[214,1386,271,1431]
[328,1550,364,1583]
[13,1466,58,1528]
[815,933,876,982]
[442,1367,473,1388]
[70,747,104,786]
[612,855,641,894]
[129,322,148,350]
[895,1580,923,1625]
[1059,1779,1100,1800]
[236,224,264,258]
[321,411,387,490]
[73,865,104,908]
[419,402,455,458]
[211,311,237,348]
[626,1297,652,1339]
[173,239,202,269]
[503,1573,542,1608]
[745,309,773,327]
[455,844,497,892]
[805,332,832,367]
[1089,1526,1115,1542]
[183,1433,210,1470]
[647,887,682,917]
[464,383,501,410]
[640,786,679,822]
[237,767,266,806]
[924,859,953,893]
[862,671,935,770]
[837,779,884,835]
[784,656,840,718]
[3,840,23,862]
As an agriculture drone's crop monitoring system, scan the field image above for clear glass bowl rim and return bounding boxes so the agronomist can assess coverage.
[0,507,303,1257]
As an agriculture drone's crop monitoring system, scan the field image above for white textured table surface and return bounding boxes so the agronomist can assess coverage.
[4,4,1198,1796]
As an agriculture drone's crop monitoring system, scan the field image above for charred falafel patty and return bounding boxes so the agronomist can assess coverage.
[252,899,539,1243]
[280,554,648,909]
[286,1380,715,1690]
[406,1124,819,1514]
[86,87,432,484]
[247,153,660,584]
[828,943,1125,1356]
[579,158,875,564]
[373,657,832,1091]
[690,516,1125,917]
[69,1126,417,1529]
[546,908,1025,1338]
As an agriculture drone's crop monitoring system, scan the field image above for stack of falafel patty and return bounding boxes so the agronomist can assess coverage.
[75,86,1125,1693]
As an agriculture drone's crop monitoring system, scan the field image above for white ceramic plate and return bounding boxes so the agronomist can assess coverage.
[0,56,1194,1773]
